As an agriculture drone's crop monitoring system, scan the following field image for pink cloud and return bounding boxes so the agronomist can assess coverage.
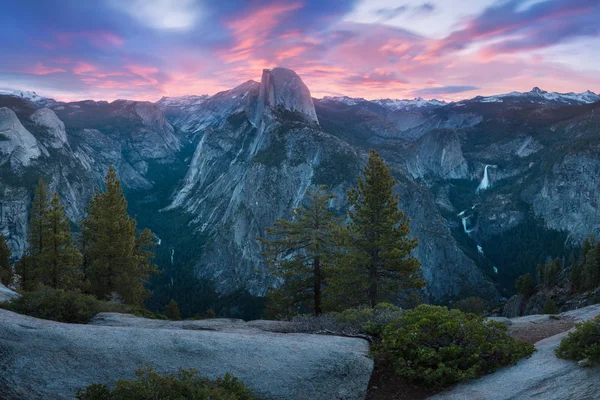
[25,62,66,75]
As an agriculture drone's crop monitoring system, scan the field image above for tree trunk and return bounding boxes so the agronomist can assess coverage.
[369,262,377,308]
[314,256,322,316]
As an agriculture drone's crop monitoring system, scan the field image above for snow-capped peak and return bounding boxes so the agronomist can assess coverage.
[320,96,447,111]
[373,97,447,111]
[465,88,600,105]
[0,89,55,106]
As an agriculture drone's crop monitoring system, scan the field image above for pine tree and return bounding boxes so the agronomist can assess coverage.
[569,252,584,293]
[82,166,158,305]
[0,232,12,286]
[15,254,36,291]
[27,177,49,264]
[582,240,600,290]
[328,150,424,308]
[37,193,82,289]
[164,299,182,320]
[259,186,339,316]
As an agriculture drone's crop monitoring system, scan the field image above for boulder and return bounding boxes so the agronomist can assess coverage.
[430,304,600,400]
[0,310,373,400]
[0,283,19,302]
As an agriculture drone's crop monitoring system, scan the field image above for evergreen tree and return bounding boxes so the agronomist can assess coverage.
[27,177,49,266]
[515,273,535,298]
[82,166,158,305]
[259,186,339,316]
[582,240,600,290]
[164,299,182,320]
[569,252,584,293]
[15,254,37,291]
[37,193,83,289]
[0,232,12,286]
[328,150,424,308]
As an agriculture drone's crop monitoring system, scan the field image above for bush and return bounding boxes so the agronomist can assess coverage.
[290,303,404,336]
[542,299,559,314]
[76,366,262,400]
[453,297,486,316]
[0,286,165,323]
[555,319,600,366]
[377,305,535,388]
[516,273,535,298]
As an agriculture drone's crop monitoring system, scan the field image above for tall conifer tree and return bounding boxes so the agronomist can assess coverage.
[38,193,82,289]
[260,186,339,316]
[0,232,11,286]
[82,166,158,305]
[328,150,424,308]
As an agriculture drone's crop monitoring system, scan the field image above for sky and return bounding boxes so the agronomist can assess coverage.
[0,0,599,102]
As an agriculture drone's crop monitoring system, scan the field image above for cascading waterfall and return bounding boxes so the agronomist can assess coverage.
[462,216,474,233]
[476,165,491,193]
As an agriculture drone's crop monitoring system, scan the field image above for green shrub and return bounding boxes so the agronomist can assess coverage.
[0,286,165,323]
[76,366,262,400]
[377,304,535,388]
[453,297,486,316]
[555,319,600,366]
[290,302,404,336]
[542,299,559,315]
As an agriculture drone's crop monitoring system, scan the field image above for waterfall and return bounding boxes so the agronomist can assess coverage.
[476,165,491,193]
[462,216,474,233]
[170,248,175,265]
[477,245,483,255]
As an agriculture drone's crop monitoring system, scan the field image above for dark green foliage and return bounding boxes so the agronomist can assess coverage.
[260,186,340,317]
[38,193,83,289]
[480,213,568,293]
[453,297,486,316]
[289,303,404,336]
[569,236,600,293]
[0,286,119,323]
[76,366,262,400]
[555,318,600,366]
[333,302,404,336]
[14,255,37,291]
[0,232,11,286]
[377,305,535,388]
[0,286,164,323]
[328,150,424,309]
[164,299,181,321]
[515,273,535,298]
[539,258,561,290]
[82,166,158,305]
[542,299,559,314]
[205,308,216,319]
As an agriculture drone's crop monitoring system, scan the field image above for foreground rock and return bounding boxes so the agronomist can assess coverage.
[0,283,19,302]
[0,310,373,400]
[431,304,600,400]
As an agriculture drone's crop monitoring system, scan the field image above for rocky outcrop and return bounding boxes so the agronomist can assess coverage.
[0,283,18,302]
[0,310,373,400]
[30,108,68,149]
[406,129,469,180]
[0,107,41,167]
[252,68,318,126]
[431,304,600,400]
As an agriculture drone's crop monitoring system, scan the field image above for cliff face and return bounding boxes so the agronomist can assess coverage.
[2,70,600,303]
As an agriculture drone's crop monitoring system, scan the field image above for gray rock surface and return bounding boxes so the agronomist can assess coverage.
[430,304,600,400]
[0,309,373,400]
[0,283,18,302]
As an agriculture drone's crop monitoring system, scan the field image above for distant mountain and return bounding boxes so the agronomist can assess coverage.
[322,95,447,111]
[3,70,600,316]
[0,89,56,107]
[463,87,600,106]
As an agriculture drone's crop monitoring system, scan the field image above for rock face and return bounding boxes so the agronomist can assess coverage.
[431,304,600,400]
[0,107,41,167]
[0,283,18,302]
[0,310,373,400]
[252,68,318,126]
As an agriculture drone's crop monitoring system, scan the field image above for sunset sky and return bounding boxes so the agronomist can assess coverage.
[1,0,599,102]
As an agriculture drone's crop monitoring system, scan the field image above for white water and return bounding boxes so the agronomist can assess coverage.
[170,248,175,265]
[476,165,491,193]
[477,245,484,255]
[457,210,466,217]
[462,216,474,234]
[493,266,498,274]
